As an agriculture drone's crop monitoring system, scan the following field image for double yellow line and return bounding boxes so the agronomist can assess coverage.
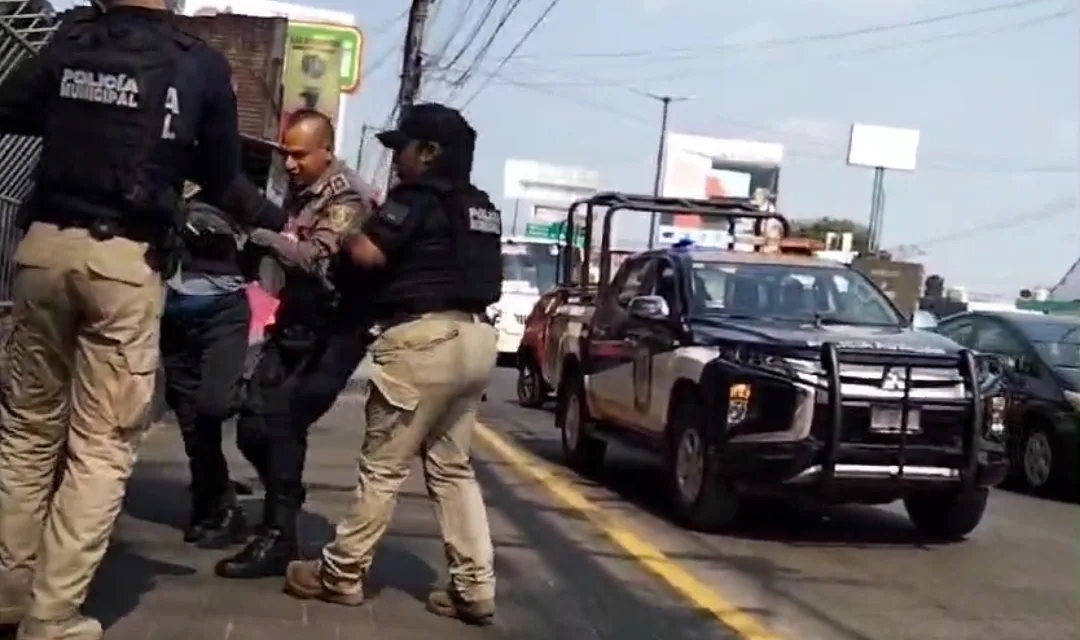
[474,422,785,640]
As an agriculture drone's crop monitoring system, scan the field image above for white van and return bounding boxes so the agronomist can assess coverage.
[489,237,576,358]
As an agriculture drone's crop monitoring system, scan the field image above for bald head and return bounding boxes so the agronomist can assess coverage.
[281,109,336,186]
[284,109,335,151]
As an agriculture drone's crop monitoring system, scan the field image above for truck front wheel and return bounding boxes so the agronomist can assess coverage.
[665,390,739,532]
[516,354,547,408]
[558,375,606,474]
[903,487,989,541]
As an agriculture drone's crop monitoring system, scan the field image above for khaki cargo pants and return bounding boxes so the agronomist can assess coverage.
[320,311,497,603]
[0,222,164,621]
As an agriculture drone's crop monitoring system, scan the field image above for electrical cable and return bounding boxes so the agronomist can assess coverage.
[440,0,499,71]
[459,0,563,109]
[359,8,412,80]
[450,0,524,86]
[508,0,1059,62]
[889,195,1076,249]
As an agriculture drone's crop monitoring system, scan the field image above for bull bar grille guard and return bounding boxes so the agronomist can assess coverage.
[718,343,1003,491]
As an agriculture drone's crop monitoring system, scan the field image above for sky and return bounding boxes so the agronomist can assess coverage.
[56,0,1080,295]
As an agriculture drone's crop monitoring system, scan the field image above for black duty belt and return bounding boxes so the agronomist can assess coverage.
[34,210,157,244]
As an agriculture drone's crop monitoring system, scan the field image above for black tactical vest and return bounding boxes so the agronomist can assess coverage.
[35,11,197,237]
[370,180,503,319]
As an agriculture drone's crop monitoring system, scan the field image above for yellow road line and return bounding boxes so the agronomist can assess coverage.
[474,422,785,640]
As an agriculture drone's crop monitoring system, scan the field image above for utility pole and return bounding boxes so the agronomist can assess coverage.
[643,92,689,249]
[354,123,372,172]
[386,0,435,191]
[396,0,434,125]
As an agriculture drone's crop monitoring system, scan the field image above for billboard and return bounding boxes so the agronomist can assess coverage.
[183,0,362,151]
[846,123,920,172]
[659,133,783,235]
[503,159,600,204]
[280,27,343,136]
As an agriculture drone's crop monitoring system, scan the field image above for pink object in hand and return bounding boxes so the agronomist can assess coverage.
[246,282,280,343]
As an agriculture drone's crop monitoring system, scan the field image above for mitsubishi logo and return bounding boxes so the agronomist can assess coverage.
[881,368,904,391]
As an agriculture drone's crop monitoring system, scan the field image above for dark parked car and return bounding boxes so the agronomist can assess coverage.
[934,311,1079,495]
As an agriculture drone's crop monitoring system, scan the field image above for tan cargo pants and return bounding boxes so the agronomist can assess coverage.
[0,222,164,621]
[320,312,497,603]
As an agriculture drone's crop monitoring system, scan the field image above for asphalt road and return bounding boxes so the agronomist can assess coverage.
[9,364,1072,639]
[50,380,744,639]
[479,366,1078,640]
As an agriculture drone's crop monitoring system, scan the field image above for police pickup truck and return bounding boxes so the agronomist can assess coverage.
[551,193,1009,540]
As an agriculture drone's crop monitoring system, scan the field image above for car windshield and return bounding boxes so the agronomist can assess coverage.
[688,260,904,326]
[502,242,562,294]
[1021,321,1080,369]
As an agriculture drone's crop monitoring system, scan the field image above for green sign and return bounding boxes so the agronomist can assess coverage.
[524,221,584,247]
[287,22,364,93]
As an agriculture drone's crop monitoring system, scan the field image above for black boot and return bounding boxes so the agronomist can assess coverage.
[196,503,249,550]
[183,499,213,543]
[214,505,298,579]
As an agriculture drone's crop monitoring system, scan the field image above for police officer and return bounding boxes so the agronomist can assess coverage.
[280,103,502,626]
[160,185,258,550]
[0,1,285,637]
[215,109,376,579]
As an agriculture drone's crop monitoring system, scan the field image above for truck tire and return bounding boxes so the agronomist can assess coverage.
[904,487,989,541]
[558,375,606,474]
[516,354,547,408]
[665,390,739,532]
[1018,421,1065,496]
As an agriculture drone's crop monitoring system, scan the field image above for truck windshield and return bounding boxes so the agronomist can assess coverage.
[689,261,904,326]
[502,243,561,294]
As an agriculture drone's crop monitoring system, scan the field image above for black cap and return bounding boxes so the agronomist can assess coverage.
[376,103,476,152]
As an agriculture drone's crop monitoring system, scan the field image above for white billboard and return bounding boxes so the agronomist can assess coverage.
[503,159,600,204]
[659,133,783,233]
[183,0,358,151]
[846,123,920,171]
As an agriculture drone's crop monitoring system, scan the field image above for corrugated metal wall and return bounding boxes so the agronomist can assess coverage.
[171,13,286,141]
[0,0,57,306]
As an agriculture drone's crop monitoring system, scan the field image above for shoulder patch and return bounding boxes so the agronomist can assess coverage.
[325,204,356,233]
[327,173,350,196]
[377,200,412,227]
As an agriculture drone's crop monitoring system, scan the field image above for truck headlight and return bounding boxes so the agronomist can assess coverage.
[727,383,752,426]
[986,395,1007,436]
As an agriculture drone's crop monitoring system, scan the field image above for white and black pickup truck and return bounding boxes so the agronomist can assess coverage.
[543,193,1010,541]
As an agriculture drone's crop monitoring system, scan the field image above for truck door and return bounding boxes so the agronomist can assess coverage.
[586,256,655,422]
[625,256,682,434]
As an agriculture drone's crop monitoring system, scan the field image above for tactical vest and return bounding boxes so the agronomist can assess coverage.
[370,181,503,319]
[34,11,197,239]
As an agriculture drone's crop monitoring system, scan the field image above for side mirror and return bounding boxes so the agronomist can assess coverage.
[628,295,670,320]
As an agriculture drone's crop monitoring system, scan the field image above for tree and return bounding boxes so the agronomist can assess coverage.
[789,217,869,252]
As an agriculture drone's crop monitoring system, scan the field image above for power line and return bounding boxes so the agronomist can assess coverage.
[456,63,1075,174]
[459,0,564,109]
[509,0,1058,62]
[359,8,412,80]
[892,195,1076,249]
[440,0,500,73]
[429,0,477,64]
[450,0,525,87]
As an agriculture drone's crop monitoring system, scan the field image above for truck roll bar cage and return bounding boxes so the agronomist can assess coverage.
[558,192,790,285]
